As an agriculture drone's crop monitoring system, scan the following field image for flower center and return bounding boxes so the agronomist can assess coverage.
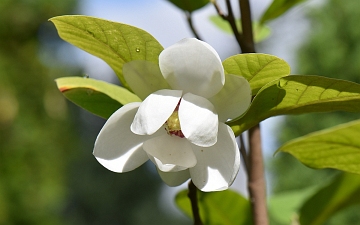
[165,104,184,138]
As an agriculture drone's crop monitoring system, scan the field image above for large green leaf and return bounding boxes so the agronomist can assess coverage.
[50,15,164,89]
[222,53,290,96]
[260,0,307,24]
[209,16,271,43]
[228,75,360,136]
[175,189,253,225]
[299,173,360,225]
[277,119,360,174]
[167,0,209,12]
[56,77,141,119]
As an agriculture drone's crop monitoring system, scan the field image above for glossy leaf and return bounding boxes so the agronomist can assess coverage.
[260,0,307,24]
[167,0,209,12]
[175,189,253,225]
[56,77,141,118]
[228,75,360,136]
[277,119,360,174]
[222,53,290,96]
[209,16,271,43]
[50,15,164,89]
[299,173,360,225]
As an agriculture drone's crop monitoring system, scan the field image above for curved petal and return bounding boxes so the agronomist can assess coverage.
[131,89,182,135]
[209,74,252,122]
[159,38,225,98]
[157,169,190,187]
[189,123,240,192]
[93,102,150,173]
[147,155,188,172]
[123,60,171,100]
[143,134,197,172]
[179,93,218,147]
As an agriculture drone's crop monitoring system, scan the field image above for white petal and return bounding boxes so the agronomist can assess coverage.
[123,60,171,100]
[179,93,218,147]
[147,154,188,172]
[190,123,240,192]
[93,102,150,173]
[159,38,225,98]
[131,89,182,135]
[143,134,197,172]
[209,74,252,122]
[157,169,191,187]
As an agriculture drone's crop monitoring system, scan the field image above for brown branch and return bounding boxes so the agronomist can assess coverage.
[248,124,268,225]
[188,180,203,225]
[185,11,203,41]
[239,0,255,53]
[212,0,244,49]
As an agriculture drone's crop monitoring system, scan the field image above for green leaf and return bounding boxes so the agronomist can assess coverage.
[209,16,271,43]
[277,119,360,174]
[222,53,290,96]
[175,189,253,225]
[299,173,360,225]
[123,60,171,100]
[167,0,209,12]
[260,0,307,24]
[56,77,141,118]
[50,15,164,89]
[228,75,360,136]
[269,188,316,225]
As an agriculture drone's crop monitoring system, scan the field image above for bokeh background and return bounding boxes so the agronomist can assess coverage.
[0,0,359,224]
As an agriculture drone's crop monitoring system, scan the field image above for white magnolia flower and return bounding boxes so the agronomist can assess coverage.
[93,38,251,192]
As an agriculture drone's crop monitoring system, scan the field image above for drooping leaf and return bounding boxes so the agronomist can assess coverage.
[277,119,360,174]
[268,188,316,225]
[228,75,360,136]
[222,53,290,96]
[56,77,141,118]
[299,172,360,225]
[167,0,209,12]
[260,0,307,24]
[175,189,253,225]
[209,16,271,43]
[50,15,164,89]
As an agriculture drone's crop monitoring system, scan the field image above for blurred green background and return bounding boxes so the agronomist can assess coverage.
[0,0,187,224]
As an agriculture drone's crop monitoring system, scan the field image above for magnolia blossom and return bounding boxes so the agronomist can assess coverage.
[93,38,251,192]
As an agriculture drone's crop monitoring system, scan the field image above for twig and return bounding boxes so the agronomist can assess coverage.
[211,0,244,49]
[188,180,203,225]
[248,124,268,225]
[185,11,203,41]
[239,134,249,173]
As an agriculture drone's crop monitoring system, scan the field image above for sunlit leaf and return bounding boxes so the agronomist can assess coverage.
[269,188,316,225]
[260,0,307,24]
[228,75,360,136]
[277,119,360,174]
[209,16,271,43]
[50,15,164,89]
[222,53,290,96]
[56,77,141,118]
[299,173,360,225]
[175,189,253,225]
[167,0,209,12]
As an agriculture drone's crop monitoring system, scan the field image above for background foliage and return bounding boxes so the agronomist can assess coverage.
[271,0,360,224]
[0,0,187,224]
